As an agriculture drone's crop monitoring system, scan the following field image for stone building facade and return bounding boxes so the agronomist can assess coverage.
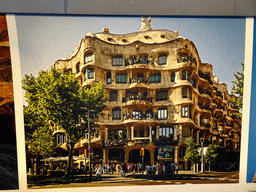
[54,18,241,169]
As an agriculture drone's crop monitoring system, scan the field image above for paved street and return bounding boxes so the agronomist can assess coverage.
[28,170,239,189]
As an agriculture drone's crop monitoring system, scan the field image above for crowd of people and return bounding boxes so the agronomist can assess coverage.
[88,162,179,179]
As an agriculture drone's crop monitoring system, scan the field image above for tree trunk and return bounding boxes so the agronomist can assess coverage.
[66,142,74,177]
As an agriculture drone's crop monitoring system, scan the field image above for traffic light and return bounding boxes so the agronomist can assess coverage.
[140,148,145,156]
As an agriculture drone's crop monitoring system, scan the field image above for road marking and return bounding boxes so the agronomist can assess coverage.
[208,178,215,180]
[157,181,163,182]
[218,178,227,180]
[175,182,182,184]
[31,186,40,189]
[186,183,193,185]
[165,181,172,183]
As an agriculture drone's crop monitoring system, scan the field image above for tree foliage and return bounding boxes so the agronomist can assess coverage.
[27,123,56,158]
[230,62,244,118]
[22,67,106,174]
[204,144,218,164]
[183,137,200,164]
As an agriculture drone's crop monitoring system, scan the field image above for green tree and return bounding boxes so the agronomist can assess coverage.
[22,67,106,176]
[204,144,218,171]
[230,62,244,118]
[183,137,200,172]
[27,124,56,158]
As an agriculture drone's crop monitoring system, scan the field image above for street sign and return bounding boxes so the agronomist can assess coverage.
[88,148,93,154]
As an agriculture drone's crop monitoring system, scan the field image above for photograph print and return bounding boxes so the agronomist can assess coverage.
[14,15,244,189]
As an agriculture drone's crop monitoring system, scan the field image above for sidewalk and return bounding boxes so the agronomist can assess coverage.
[27,170,221,188]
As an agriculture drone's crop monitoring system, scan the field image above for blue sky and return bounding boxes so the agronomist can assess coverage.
[14,15,245,105]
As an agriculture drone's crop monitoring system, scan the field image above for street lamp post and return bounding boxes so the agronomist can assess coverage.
[88,109,92,181]
[200,138,204,173]
[87,109,95,181]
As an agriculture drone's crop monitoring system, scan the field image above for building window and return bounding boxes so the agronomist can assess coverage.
[76,63,80,73]
[146,110,153,119]
[191,79,196,88]
[182,87,191,98]
[159,55,167,65]
[109,129,127,140]
[132,110,142,119]
[112,108,121,120]
[158,108,168,120]
[171,72,175,82]
[179,146,186,159]
[159,126,173,137]
[116,74,127,83]
[150,73,161,83]
[109,90,117,102]
[56,134,66,145]
[83,70,86,81]
[182,126,190,138]
[87,68,94,79]
[181,106,190,117]
[112,56,123,66]
[213,121,217,129]
[107,72,111,84]
[156,90,168,101]
[182,70,190,80]
[84,53,94,64]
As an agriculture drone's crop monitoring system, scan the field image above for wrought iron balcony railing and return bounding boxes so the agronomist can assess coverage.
[123,112,157,120]
[177,55,197,65]
[122,95,153,103]
[130,77,148,84]
[104,139,129,147]
[125,56,154,66]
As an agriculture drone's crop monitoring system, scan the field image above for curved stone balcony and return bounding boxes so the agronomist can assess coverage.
[75,71,82,79]
[198,72,213,85]
[82,79,96,87]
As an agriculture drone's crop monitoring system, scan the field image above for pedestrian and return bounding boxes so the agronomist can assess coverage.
[96,165,102,181]
[171,162,175,175]
[121,163,126,177]
[175,164,179,174]
[139,163,143,174]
